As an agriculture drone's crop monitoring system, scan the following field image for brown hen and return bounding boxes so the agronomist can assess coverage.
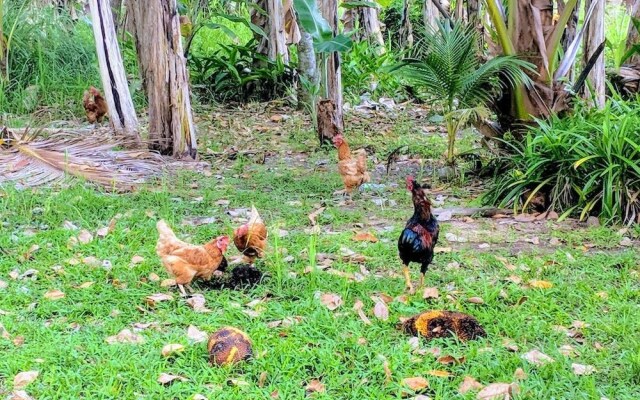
[156,220,229,296]
[233,206,267,265]
[82,86,108,124]
[332,134,370,195]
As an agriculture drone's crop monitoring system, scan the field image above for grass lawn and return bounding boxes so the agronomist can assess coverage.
[1,106,639,399]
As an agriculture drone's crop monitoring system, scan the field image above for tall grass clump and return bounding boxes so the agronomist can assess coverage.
[485,99,640,225]
[0,3,100,118]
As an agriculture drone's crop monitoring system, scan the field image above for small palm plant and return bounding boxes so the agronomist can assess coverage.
[392,21,535,165]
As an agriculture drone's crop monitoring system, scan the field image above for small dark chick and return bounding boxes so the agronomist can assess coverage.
[398,176,439,294]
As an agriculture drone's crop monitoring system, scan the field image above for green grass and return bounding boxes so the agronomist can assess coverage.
[1,125,639,399]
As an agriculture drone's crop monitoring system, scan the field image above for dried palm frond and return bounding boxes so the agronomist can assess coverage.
[0,127,165,191]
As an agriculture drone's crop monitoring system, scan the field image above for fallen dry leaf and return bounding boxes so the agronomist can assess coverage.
[373,301,389,321]
[381,355,392,383]
[467,297,484,304]
[305,379,325,394]
[559,344,578,357]
[186,325,208,343]
[145,293,174,307]
[476,382,519,399]
[258,371,268,388]
[353,300,372,325]
[148,273,160,282]
[528,280,553,289]
[186,294,211,313]
[131,255,145,264]
[522,349,555,366]
[77,281,94,289]
[105,329,145,344]
[427,370,452,378]
[77,229,94,244]
[266,316,303,329]
[353,232,378,243]
[161,343,185,357]
[8,391,35,400]
[43,290,65,300]
[319,293,343,310]
[308,206,326,226]
[459,376,483,394]
[161,278,176,287]
[571,363,596,376]
[402,376,429,391]
[157,373,187,385]
[513,368,527,380]
[423,287,439,299]
[437,355,465,365]
[13,371,39,390]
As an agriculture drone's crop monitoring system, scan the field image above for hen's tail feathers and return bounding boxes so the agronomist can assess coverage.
[156,219,177,241]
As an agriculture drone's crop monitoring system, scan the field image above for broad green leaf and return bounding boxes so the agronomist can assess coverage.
[293,0,333,41]
[314,34,353,53]
[204,23,239,40]
[341,0,378,9]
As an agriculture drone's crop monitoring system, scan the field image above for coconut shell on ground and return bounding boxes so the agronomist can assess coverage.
[208,326,253,366]
[399,310,485,341]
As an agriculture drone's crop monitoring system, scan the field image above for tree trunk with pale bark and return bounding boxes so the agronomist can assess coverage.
[627,0,640,64]
[423,0,438,30]
[297,28,318,108]
[317,0,343,143]
[129,0,197,159]
[582,0,605,108]
[89,0,140,145]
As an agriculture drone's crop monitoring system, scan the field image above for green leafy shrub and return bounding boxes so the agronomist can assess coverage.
[189,40,296,103]
[342,40,404,102]
[1,4,100,117]
[485,99,640,225]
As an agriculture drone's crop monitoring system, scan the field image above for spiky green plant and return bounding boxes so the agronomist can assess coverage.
[391,21,534,165]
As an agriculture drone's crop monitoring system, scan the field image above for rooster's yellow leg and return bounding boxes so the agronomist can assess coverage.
[403,266,414,294]
[419,273,425,289]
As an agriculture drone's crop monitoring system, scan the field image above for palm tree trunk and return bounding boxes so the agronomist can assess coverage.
[297,28,319,109]
[88,0,140,145]
[129,0,197,159]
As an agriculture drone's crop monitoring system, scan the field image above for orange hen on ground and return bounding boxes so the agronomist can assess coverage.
[156,220,229,296]
[233,206,267,265]
[82,86,108,124]
[332,134,370,195]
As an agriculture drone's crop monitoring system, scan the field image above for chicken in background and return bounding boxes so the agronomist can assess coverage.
[82,86,108,124]
[233,206,267,265]
[332,134,370,196]
[398,176,439,294]
[156,220,229,296]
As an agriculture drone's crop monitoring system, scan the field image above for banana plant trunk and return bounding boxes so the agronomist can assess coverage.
[627,0,640,64]
[296,28,319,108]
[581,0,605,108]
[88,0,140,145]
[319,0,344,135]
[129,0,198,159]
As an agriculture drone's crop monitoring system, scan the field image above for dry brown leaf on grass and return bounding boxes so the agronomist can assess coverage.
[76,281,95,289]
[77,230,94,244]
[258,371,268,388]
[161,344,185,357]
[572,363,596,375]
[427,370,452,378]
[43,290,65,300]
[513,368,527,380]
[308,206,326,226]
[528,280,553,289]
[352,300,372,325]
[476,382,519,399]
[186,294,212,313]
[8,391,35,400]
[305,379,326,394]
[105,329,145,344]
[373,301,389,321]
[402,376,429,391]
[157,373,188,385]
[131,255,145,264]
[13,371,39,389]
[423,287,439,299]
[186,325,208,343]
[353,232,378,243]
[459,376,483,394]
[0,128,165,191]
[145,293,174,307]
[319,293,343,310]
[467,297,484,304]
[437,355,465,365]
[522,349,555,366]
